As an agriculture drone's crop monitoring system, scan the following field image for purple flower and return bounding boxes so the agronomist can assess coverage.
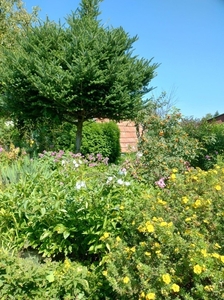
[89,163,98,167]
[103,157,109,165]
[97,153,103,161]
[205,155,211,160]
[87,154,95,161]
[155,177,166,188]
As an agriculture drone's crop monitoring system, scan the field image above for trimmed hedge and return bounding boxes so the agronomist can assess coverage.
[81,121,121,163]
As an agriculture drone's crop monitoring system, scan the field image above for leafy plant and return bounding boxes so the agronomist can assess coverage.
[135,108,200,183]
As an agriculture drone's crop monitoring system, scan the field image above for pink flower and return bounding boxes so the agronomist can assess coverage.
[155,177,166,188]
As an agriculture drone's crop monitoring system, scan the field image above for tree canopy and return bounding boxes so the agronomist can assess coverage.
[0,0,159,152]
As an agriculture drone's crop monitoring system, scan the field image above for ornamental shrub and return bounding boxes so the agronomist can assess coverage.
[0,151,224,299]
[181,118,224,170]
[81,121,121,163]
[22,120,121,163]
[135,109,200,183]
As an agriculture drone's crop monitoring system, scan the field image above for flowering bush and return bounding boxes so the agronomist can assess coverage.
[136,109,200,183]
[101,165,224,299]
[0,150,223,299]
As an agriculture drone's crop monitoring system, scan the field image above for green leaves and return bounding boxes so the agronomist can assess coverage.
[1,0,158,152]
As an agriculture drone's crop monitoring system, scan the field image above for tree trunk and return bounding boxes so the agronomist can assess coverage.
[75,117,84,153]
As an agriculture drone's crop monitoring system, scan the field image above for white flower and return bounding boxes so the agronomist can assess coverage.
[73,160,80,168]
[5,120,14,127]
[136,152,143,158]
[61,160,66,166]
[124,181,131,186]
[117,179,124,185]
[118,168,127,176]
[106,176,114,184]
[76,181,86,190]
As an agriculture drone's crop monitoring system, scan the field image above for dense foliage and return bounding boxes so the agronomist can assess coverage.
[181,118,224,170]
[0,144,223,299]
[81,121,121,163]
[133,107,200,183]
[0,1,224,299]
[0,0,158,152]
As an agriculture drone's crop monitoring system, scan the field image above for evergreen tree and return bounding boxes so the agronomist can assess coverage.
[0,0,158,152]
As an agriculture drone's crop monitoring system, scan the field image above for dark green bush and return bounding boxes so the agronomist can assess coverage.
[35,120,121,162]
[81,121,121,163]
[0,118,121,162]
[181,118,224,170]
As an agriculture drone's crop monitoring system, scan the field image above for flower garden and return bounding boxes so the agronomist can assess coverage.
[0,110,224,300]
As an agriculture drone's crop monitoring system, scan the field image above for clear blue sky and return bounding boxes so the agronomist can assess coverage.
[24,0,224,119]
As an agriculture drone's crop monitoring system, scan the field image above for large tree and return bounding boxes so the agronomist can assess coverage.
[0,0,158,152]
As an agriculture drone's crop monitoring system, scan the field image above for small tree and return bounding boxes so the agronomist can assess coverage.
[0,0,158,152]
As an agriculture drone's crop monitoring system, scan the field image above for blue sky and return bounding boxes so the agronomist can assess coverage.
[24,0,224,119]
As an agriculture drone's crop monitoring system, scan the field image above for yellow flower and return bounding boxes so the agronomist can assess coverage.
[162,273,171,284]
[146,222,155,233]
[171,283,180,292]
[220,256,224,263]
[215,184,221,191]
[145,251,151,256]
[102,270,108,276]
[193,199,202,208]
[182,196,189,204]
[156,250,162,257]
[160,221,168,227]
[146,292,156,300]
[185,217,191,222]
[100,232,110,241]
[212,252,220,259]
[172,168,178,173]
[140,241,147,247]
[139,291,145,298]
[193,264,202,274]
[157,199,167,205]
[201,249,208,257]
[116,236,121,242]
[204,285,214,292]
[214,243,221,249]
[170,174,176,180]
[63,258,71,270]
[123,276,130,284]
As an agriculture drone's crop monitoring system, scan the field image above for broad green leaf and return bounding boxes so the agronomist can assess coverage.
[46,272,55,283]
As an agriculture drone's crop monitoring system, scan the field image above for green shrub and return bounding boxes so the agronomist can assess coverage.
[0,249,90,299]
[81,121,120,163]
[0,150,224,299]
[101,165,224,300]
[182,118,224,170]
[21,120,121,163]
[135,109,200,183]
